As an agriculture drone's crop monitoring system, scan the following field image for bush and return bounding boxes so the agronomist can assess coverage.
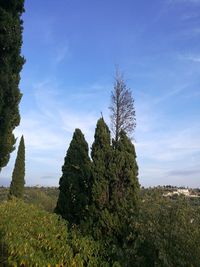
[127,195,200,267]
[0,199,102,267]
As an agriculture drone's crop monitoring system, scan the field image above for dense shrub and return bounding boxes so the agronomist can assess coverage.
[127,195,200,267]
[0,199,102,267]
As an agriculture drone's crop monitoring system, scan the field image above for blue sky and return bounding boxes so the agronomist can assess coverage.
[1,0,200,187]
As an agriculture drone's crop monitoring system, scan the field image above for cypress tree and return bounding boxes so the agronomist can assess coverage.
[111,130,140,210]
[0,0,25,172]
[55,129,91,225]
[89,121,140,265]
[109,130,140,265]
[9,135,25,198]
[91,118,112,211]
[87,118,117,245]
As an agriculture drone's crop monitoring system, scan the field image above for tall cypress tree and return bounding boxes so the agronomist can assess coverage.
[55,129,91,225]
[108,130,140,265]
[86,118,116,244]
[111,130,140,210]
[91,118,112,211]
[0,0,25,172]
[9,135,25,199]
[89,121,140,265]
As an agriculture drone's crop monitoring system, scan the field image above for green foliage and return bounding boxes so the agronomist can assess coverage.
[86,120,140,265]
[91,118,112,212]
[24,187,58,213]
[0,186,9,202]
[0,187,59,212]
[1,187,200,266]
[9,135,25,198]
[126,195,200,267]
[0,199,103,267]
[0,0,25,171]
[111,130,140,210]
[86,118,113,239]
[102,131,140,265]
[55,129,91,225]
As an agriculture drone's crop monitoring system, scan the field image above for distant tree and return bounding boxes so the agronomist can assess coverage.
[9,135,25,198]
[55,129,91,225]
[0,0,25,172]
[109,70,136,143]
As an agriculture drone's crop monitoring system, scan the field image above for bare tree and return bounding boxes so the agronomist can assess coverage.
[109,70,136,142]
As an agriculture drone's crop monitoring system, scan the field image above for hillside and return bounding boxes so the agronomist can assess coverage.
[0,186,59,212]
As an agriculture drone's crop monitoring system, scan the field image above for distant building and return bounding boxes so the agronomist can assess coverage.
[163,188,199,198]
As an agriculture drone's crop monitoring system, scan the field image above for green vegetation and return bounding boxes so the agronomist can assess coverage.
[9,135,25,198]
[89,117,113,237]
[82,121,140,265]
[24,187,59,213]
[54,118,140,265]
[55,129,91,225]
[0,187,59,212]
[0,1,199,266]
[0,0,25,171]
[0,188,200,266]
[129,194,200,267]
[0,199,103,267]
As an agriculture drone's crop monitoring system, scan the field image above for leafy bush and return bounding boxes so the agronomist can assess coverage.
[0,199,102,267]
[127,195,200,267]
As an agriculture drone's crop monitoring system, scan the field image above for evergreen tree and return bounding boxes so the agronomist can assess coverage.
[88,118,116,248]
[111,130,140,210]
[9,135,25,198]
[0,0,25,172]
[110,130,140,266]
[55,129,91,225]
[91,118,112,212]
[89,121,140,265]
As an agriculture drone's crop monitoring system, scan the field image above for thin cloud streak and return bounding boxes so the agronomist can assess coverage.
[179,53,200,63]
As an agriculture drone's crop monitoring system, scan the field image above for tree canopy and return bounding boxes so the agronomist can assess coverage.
[55,129,91,225]
[9,135,25,199]
[109,70,136,142]
[0,0,25,171]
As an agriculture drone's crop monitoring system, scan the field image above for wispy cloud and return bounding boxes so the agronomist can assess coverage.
[135,82,200,187]
[2,76,200,187]
[55,43,70,63]
[137,126,200,162]
[1,79,104,186]
[180,54,200,63]
[136,115,200,187]
[16,81,99,151]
